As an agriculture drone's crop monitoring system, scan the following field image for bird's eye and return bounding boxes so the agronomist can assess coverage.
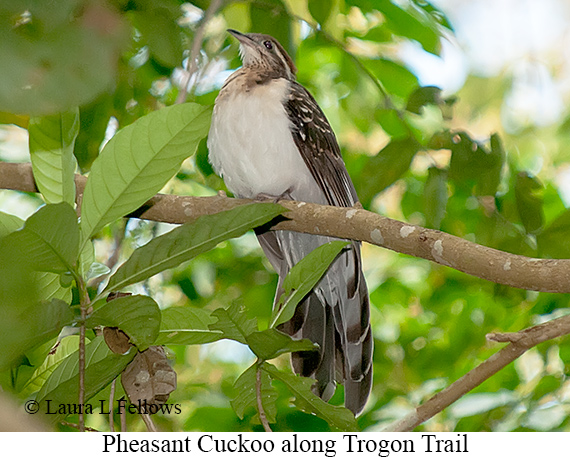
[263,40,273,50]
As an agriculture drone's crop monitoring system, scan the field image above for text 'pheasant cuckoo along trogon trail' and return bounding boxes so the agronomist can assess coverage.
[207,29,373,415]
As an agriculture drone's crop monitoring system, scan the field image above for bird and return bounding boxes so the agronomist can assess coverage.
[207,29,373,415]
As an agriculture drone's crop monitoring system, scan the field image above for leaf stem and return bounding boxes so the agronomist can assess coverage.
[141,413,158,432]
[175,0,223,104]
[256,361,272,432]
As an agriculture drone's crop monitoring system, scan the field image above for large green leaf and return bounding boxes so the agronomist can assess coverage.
[264,363,358,431]
[358,137,419,207]
[0,211,23,238]
[246,329,317,361]
[22,335,80,397]
[0,203,79,273]
[86,295,161,351]
[105,203,284,292]
[29,109,79,205]
[231,362,278,423]
[0,299,74,371]
[35,336,135,422]
[156,307,223,345]
[270,241,349,328]
[210,303,258,345]
[80,103,212,242]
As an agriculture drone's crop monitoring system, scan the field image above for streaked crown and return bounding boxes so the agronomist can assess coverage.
[228,29,297,80]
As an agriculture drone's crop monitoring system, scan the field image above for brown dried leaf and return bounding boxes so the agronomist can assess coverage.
[121,346,176,411]
[103,326,133,354]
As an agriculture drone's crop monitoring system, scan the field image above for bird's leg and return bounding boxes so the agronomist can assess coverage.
[254,186,294,204]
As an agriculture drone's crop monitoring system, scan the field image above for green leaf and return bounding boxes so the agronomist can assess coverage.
[423,167,448,229]
[364,58,419,100]
[270,241,349,328]
[105,203,285,292]
[38,272,73,303]
[35,336,135,422]
[537,209,570,259]
[231,362,278,423]
[250,0,292,56]
[264,363,358,431]
[448,131,504,196]
[247,329,317,360]
[80,103,212,242]
[357,137,419,206]
[0,299,74,371]
[86,295,161,351]
[79,238,95,277]
[156,306,223,345]
[22,335,80,396]
[308,0,332,25]
[515,172,544,234]
[210,303,258,345]
[483,133,505,195]
[0,211,23,238]
[375,109,408,139]
[377,0,441,54]
[133,8,184,68]
[406,86,442,114]
[0,203,79,274]
[29,108,79,205]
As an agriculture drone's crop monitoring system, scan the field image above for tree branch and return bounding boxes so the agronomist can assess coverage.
[383,313,570,431]
[1,161,570,293]
[175,0,223,104]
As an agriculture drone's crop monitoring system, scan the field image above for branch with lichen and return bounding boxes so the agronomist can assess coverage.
[1,161,570,293]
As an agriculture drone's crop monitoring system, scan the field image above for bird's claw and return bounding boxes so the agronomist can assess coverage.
[254,188,294,204]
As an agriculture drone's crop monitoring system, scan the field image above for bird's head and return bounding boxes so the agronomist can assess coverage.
[228,29,297,80]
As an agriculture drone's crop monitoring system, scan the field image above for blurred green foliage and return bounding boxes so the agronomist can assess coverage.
[0,0,569,433]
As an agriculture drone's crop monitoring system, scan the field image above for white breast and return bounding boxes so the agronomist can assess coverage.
[207,77,324,204]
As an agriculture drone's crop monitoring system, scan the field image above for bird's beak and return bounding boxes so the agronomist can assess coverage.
[227,29,255,47]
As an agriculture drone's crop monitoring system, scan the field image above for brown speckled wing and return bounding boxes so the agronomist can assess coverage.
[285,82,358,208]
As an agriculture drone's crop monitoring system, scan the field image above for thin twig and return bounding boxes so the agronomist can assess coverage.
[256,362,272,432]
[383,313,570,431]
[120,399,127,432]
[109,378,116,432]
[141,413,158,432]
[175,0,224,104]
[76,277,91,432]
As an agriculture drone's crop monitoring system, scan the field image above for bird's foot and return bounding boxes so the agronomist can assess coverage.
[254,187,294,204]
